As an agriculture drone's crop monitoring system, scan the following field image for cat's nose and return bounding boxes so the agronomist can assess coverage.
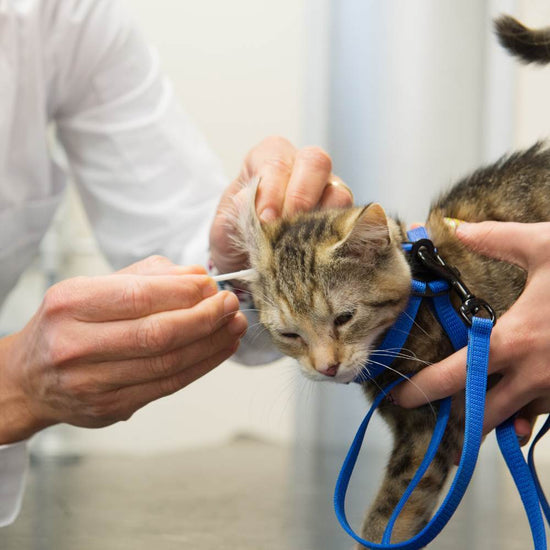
[318,363,340,377]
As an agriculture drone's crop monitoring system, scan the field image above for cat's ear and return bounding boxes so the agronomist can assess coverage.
[334,203,390,257]
[231,177,269,267]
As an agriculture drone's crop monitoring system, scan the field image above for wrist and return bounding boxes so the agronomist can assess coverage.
[0,334,53,444]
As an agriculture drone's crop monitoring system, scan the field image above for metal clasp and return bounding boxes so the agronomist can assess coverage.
[411,239,496,327]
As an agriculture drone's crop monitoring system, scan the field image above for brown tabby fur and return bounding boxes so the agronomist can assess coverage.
[236,16,550,547]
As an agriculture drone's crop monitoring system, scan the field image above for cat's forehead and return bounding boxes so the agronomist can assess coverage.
[271,290,332,324]
[267,212,343,249]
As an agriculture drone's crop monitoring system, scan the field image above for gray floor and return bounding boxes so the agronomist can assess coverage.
[0,436,543,549]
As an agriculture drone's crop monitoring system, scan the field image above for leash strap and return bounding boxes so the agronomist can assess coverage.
[496,418,548,549]
[334,316,492,549]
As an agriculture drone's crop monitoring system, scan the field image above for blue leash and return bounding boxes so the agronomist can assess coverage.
[334,227,550,549]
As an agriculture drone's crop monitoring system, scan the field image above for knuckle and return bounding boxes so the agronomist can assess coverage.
[297,146,332,173]
[121,278,152,316]
[135,317,170,353]
[287,189,316,212]
[41,279,81,317]
[263,155,293,178]
[157,373,187,397]
[498,319,533,358]
[46,332,83,367]
[147,351,179,378]
[182,280,204,306]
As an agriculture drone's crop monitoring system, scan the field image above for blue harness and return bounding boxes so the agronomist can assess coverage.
[334,227,550,549]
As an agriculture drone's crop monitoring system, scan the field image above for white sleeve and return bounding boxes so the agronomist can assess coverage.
[50,0,227,269]
[0,441,27,527]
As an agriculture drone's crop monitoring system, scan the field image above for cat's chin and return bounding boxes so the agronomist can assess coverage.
[300,368,358,385]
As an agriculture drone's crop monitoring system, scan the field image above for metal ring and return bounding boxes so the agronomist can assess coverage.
[326,176,354,203]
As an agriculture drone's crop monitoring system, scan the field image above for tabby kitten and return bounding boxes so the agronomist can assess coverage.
[238,16,550,546]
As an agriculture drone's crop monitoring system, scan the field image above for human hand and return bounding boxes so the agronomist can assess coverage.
[0,256,247,444]
[392,221,550,444]
[209,136,353,274]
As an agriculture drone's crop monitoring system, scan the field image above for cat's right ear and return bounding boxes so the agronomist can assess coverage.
[334,203,391,257]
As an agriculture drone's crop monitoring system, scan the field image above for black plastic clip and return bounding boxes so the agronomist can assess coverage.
[410,239,496,327]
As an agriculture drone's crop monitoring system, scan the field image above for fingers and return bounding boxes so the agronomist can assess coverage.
[245,136,297,223]
[391,348,468,407]
[48,274,218,322]
[118,255,207,276]
[482,372,535,435]
[514,415,535,446]
[243,137,334,220]
[282,146,333,217]
[48,291,242,363]
[455,221,550,270]
[61,313,246,389]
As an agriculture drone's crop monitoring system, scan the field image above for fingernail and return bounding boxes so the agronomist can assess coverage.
[386,392,398,406]
[259,207,277,224]
[443,217,466,231]
[516,434,528,446]
[223,293,239,315]
[228,313,247,335]
[202,278,219,298]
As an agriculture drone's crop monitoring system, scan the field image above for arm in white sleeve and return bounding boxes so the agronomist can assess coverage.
[0,441,27,527]
[50,0,227,269]
[48,1,278,365]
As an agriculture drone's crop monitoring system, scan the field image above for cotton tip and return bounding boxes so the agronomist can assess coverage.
[212,268,257,283]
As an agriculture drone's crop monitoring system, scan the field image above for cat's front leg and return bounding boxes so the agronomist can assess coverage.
[357,425,458,548]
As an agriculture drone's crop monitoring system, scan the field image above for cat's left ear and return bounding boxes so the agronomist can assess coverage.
[335,203,390,256]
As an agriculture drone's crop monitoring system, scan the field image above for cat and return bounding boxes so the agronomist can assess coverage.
[235,15,550,547]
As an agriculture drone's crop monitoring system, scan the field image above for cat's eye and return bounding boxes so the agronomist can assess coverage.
[280,332,301,340]
[334,311,355,327]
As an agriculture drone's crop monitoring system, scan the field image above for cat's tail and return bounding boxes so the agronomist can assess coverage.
[495,15,550,65]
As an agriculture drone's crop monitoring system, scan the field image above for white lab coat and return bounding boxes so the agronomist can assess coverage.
[0,0,276,527]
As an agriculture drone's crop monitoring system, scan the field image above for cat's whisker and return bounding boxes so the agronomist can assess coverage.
[248,325,271,346]
[385,326,435,343]
[362,359,437,420]
[400,311,435,340]
[369,348,433,367]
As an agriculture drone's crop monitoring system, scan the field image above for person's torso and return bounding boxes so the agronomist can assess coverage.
[0,0,69,304]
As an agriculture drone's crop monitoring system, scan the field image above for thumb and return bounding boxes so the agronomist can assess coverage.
[454,221,537,270]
